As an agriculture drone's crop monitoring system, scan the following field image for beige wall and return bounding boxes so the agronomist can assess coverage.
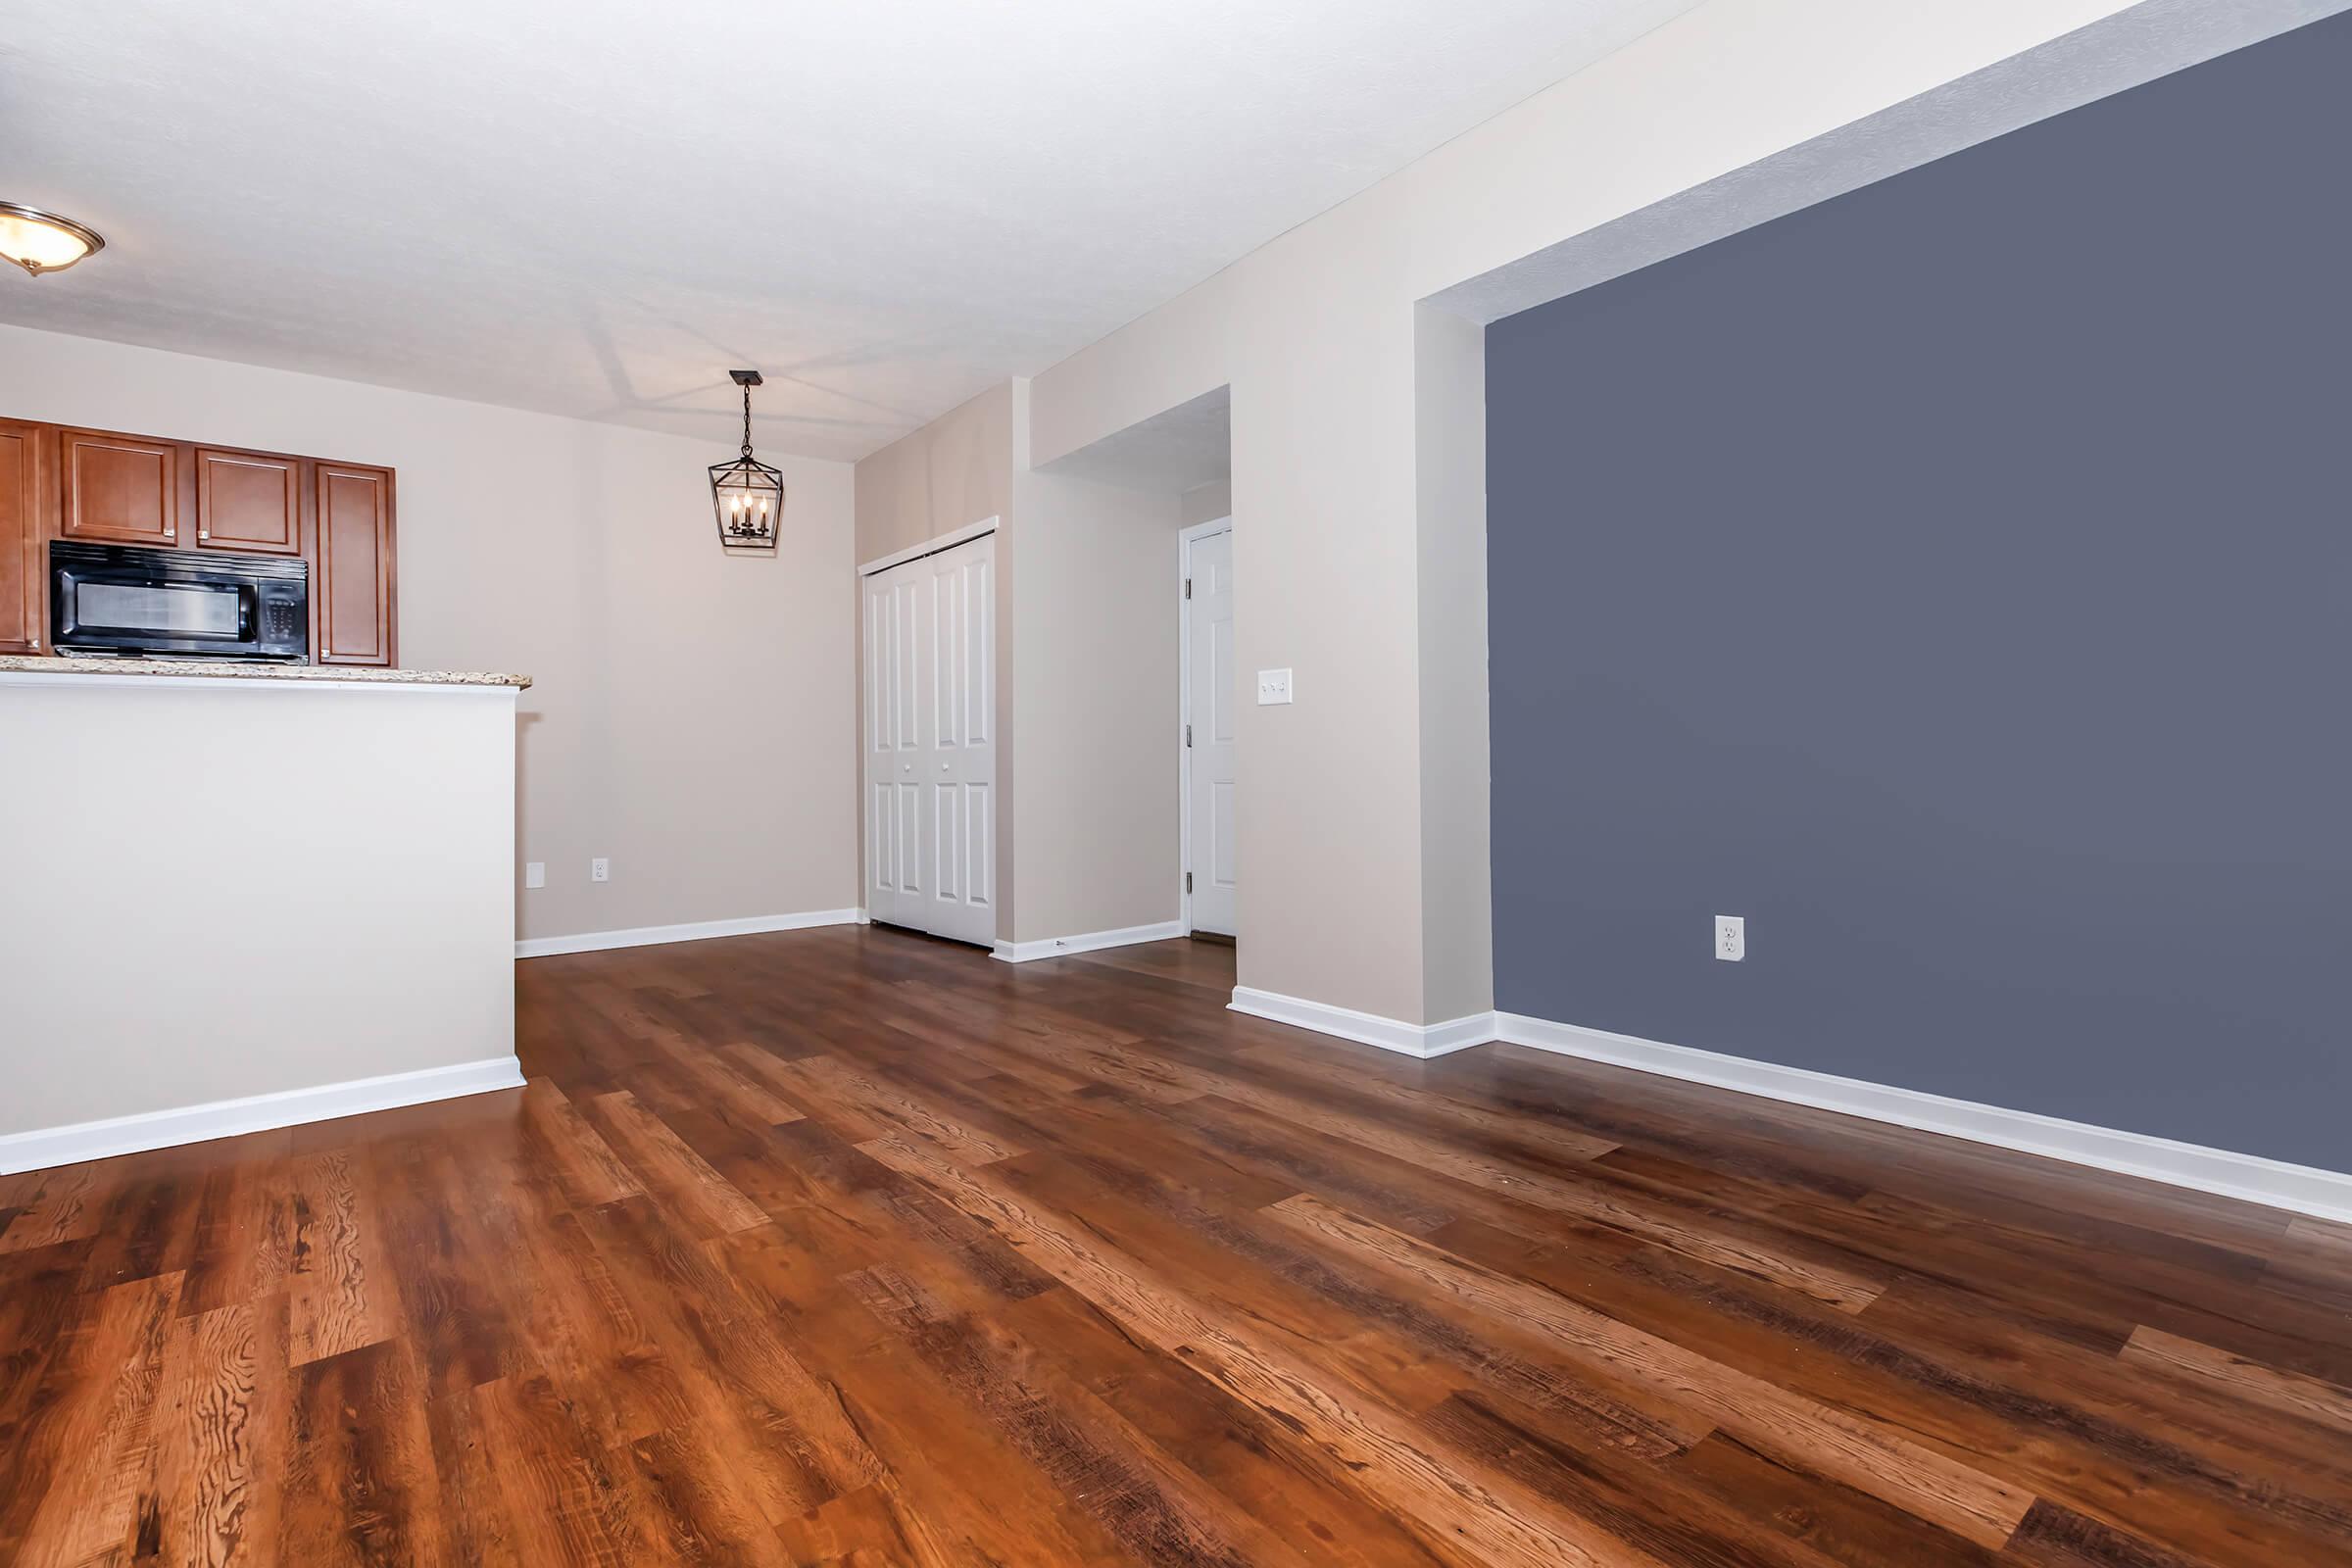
[853,382,1018,937]
[0,322,858,944]
[1019,0,2151,1024]
[0,672,516,1147]
[1179,479,1232,528]
[1009,467,1182,941]
[853,382,1012,563]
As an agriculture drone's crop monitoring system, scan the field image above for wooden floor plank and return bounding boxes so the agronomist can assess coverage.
[580,1090,769,1239]
[2120,1324,2352,1432]
[143,1294,287,1568]
[1263,1191,2035,1548]
[279,1337,444,1566]
[518,1076,644,1208]
[0,1161,110,1254]
[284,1149,402,1367]
[7,1270,184,1566]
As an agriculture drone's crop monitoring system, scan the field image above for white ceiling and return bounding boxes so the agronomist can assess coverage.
[0,0,1691,462]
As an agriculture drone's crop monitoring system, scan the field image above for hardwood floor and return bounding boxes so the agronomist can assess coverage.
[4,926,2349,1566]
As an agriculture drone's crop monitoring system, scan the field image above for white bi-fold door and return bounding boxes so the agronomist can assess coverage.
[1184,525,1237,936]
[864,532,996,946]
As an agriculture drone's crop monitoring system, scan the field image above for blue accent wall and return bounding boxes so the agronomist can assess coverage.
[1486,14,2351,1169]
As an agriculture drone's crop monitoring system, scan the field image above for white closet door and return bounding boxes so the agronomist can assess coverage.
[915,536,996,945]
[862,532,995,946]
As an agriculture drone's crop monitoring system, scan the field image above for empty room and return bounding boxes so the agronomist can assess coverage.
[2,2,2347,1563]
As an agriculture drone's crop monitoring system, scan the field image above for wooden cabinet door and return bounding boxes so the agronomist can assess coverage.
[60,429,179,547]
[194,447,301,555]
[0,419,44,653]
[317,463,395,665]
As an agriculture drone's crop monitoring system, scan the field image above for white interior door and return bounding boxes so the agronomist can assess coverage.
[917,536,996,944]
[863,532,996,946]
[1185,527,1237,936]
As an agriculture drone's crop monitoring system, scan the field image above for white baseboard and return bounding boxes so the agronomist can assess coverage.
[993,919,1188,964]
[0,1056,526,1176]
[1494,1011,2352,1225]
[1229,987,1493,1059]
[516,907,862,958]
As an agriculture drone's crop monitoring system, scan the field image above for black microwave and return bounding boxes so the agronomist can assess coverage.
[50,541,311,662]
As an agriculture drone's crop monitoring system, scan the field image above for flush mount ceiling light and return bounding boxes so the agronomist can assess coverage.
[0,201,104,276]
[710,369,785,553]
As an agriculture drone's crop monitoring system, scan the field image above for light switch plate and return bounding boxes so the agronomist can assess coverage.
[524,861,545,890]
[1256,668,1294,706]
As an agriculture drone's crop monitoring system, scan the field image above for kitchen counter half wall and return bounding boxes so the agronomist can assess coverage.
[0,666,524,1171]
[0,655,530,687]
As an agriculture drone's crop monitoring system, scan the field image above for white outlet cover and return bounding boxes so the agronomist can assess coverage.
[1715,914,1745,962]
[591,858,611,883]
[1256,667,1294,705]
[523,861,546,890]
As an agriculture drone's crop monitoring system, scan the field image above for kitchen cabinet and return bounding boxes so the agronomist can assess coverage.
[0,419,43,653]
[194,446,302,555]
[60,427,178,547]
[0,416,398,664]
[317,462,395,665]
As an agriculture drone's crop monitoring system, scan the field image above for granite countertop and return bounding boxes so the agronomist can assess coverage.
[0,656,531,689]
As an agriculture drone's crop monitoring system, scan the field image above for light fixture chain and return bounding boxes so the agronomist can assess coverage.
[740,379,755,459]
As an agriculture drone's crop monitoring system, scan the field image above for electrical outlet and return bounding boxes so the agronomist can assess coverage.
[1715,914,1745,962]
[523,861,545,890]
[1256,668,1294,705]
[591,858,611,883]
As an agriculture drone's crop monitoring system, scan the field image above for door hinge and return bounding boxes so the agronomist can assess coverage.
[1184,578,1192,600]
[1185,871,1193,894]
[1185,723,1192,748]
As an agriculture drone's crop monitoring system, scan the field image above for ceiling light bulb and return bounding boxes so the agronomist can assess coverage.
[0,202,104,276]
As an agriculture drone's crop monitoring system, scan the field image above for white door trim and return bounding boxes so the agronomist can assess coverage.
[1178,517,1232,935]
[858,515,999,577]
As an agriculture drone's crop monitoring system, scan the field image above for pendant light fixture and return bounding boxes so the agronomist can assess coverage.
[710,369,785,552]
[0,201,105,277]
